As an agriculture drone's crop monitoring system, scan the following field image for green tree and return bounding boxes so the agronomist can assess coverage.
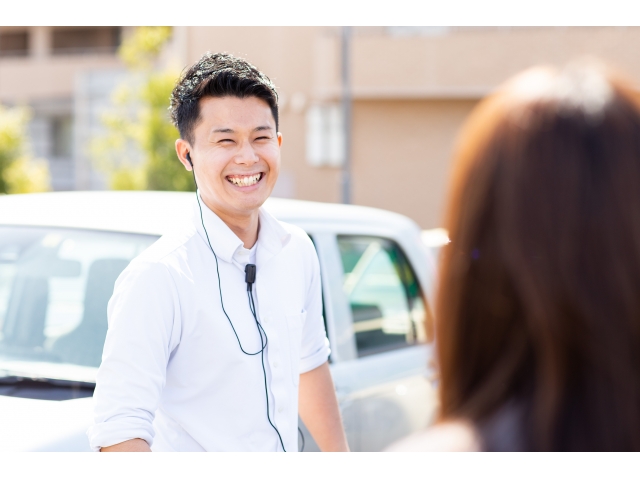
[119,26,173,70]
[0,105,50,194]
[92,26,194,192]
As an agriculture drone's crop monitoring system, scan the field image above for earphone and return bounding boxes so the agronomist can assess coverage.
[186,151,305,452]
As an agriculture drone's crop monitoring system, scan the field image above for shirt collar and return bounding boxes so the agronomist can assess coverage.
[192,192,291,265]
[256,207,291,267]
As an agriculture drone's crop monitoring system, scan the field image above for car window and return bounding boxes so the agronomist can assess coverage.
[0,226,157,369]
[337,236,427,357]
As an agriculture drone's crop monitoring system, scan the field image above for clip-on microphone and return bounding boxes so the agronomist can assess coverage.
[245,264,256,291]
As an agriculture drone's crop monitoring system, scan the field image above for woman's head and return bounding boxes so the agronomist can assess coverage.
[437,61,640,450]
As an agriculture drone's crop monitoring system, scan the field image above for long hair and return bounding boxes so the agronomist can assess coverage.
[436,61,640,451]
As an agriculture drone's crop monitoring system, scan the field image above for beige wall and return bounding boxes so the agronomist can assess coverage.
[181,26,640,228]
[352,99,477,228]
[0,27,124,104]
[316,27,640,98]
[0,54,122,103]
[3,27,640,227]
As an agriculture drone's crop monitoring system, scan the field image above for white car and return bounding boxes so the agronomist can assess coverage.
[0,191,438,452]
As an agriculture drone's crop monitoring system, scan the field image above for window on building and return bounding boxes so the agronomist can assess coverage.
[338,236,428,357]
[0,30,29,57]
[51,27,121,55]
[306,103,345,167]
[51,116,73,158]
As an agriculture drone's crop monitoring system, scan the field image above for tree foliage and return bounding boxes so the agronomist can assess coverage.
[0,105,50,194]
[92,26,194,192]
[119,26,172,70]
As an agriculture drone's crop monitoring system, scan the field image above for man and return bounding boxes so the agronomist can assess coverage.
[87,53,349,452]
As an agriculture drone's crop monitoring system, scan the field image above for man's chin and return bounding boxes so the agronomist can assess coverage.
[228,195,271,215]
[227,186,273,206]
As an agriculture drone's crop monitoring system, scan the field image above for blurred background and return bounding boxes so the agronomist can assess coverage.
[1,26,640,228]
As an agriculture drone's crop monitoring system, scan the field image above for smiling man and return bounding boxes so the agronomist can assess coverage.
[87,53,349,452]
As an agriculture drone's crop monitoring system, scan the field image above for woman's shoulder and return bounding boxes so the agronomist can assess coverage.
[385,420,481,452]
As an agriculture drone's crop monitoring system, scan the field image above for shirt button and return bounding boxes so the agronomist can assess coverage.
[278,407,284,413]
[264,316,270,324]
[273,362,279,368]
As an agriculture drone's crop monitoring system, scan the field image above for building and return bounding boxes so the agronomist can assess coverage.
[0,26,124,190]
[2,26,639,227]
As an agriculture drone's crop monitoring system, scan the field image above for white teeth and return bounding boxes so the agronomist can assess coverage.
[228,174,261,186]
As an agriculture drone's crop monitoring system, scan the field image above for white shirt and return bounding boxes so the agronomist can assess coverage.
[234,243,257,268]
[87,194,330,452]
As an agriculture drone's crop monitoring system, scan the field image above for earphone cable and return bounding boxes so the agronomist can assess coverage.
[192,170,266,354]
[250,288,304,452]
[248,288,287,452]
[189,163,287,451]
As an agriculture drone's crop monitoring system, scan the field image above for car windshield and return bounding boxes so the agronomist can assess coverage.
[0,226,157,383]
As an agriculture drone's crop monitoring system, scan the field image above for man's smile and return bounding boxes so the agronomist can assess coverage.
[226,173,264,187]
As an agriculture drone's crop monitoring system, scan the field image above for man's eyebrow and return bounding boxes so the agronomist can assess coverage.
[210,126,273,134]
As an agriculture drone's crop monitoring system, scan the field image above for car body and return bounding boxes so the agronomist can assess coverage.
[421,228,450,264]
[0,191,438,452]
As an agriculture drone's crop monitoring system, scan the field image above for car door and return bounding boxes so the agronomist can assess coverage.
[296,231,360,451]
[331,234,438,451]
[297,229,437,452]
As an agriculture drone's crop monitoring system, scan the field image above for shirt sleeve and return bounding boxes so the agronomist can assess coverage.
[298,237,331,374]
[86,259,181,451]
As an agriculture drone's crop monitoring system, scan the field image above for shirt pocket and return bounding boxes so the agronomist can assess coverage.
[285,309,307,386]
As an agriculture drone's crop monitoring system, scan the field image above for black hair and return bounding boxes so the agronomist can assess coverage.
[170,52,279,144]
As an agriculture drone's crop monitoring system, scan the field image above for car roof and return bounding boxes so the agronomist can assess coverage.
[0,191,418,236]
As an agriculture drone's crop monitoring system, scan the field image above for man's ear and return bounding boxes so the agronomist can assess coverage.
[175,138,193,171]
[277,132,283,147]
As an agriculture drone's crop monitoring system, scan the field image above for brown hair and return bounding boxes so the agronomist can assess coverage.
[169,52,279,145]
[436,61,640,451]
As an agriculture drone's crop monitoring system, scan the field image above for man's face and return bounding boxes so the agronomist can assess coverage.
[182,95,281,220]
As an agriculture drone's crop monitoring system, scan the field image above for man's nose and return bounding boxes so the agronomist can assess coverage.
[234,141,259,165]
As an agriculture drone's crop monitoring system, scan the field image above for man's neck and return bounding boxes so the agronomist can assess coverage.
[205,201,260,249]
